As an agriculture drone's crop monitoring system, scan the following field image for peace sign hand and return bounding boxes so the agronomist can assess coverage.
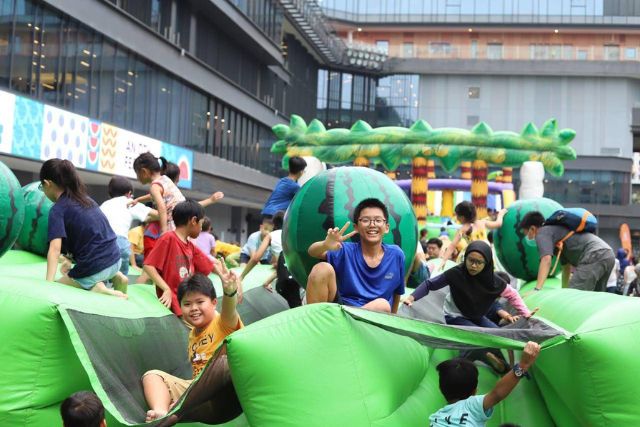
[324,221,357,252]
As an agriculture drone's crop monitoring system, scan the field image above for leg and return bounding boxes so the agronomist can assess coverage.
[112,272,129,294]
[143,373,172,422]
[306,262,337,304]
[56,275,83,289]
[361,298,391,313]
[91,281,128,299]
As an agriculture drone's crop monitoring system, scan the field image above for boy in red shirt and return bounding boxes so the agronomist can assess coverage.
[144,200,214,316]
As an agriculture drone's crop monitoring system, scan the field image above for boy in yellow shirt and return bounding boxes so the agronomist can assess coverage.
[142,264,242,422]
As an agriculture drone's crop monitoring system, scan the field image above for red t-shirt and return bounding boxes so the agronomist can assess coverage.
[144,231,214,315]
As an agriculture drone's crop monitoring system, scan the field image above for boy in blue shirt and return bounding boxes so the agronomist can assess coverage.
[430,341,540,427]
[307,198,405,313]
[261,156,307,218]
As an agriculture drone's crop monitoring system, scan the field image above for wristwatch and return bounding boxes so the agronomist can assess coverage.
[224,289,238,298]
[512,363,526,378]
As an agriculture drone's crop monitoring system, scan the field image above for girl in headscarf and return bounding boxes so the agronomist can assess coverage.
[404,240,530,327]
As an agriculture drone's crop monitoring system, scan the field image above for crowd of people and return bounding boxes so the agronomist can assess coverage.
[42,154,625,426]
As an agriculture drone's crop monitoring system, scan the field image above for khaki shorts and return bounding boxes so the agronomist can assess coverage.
[143,370,192,403]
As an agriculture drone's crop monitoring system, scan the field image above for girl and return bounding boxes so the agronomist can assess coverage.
[193,216,217,261]
[41,159,128,298]
[133,153,186,234]
[404,240,531,327]
[439,201,506,266]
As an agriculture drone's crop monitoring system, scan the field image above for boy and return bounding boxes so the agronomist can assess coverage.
[519,211,615,292]
[144,200,214,315]
[100,176,158,275]
[239,217,274,266]
[60,391,106,427]
[261,156,307,218]
[430,341,541,427]
[426,237,443,260]
[142,271,242,422]
[307,198,405,313]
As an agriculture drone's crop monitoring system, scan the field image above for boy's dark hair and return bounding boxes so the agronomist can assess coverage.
[272,210,285,230]
[60,391,105,427]
[427,237,443,248]
[173,199,205,227]
[202,216,212,232]
[261,216,274,227]
[107,176,133,198]
[132,152,168,174]
[288,156,307,175]
[419,228,428,238]
[454,201,477,223]
[353,198,389,223]
[436,358,479,402]
[518,211,545,230]
[40,158,92,208]
[178,273,216,304]
[164,162,180,184]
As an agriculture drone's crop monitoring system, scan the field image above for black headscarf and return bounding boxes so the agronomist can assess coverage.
[443,240,507,321]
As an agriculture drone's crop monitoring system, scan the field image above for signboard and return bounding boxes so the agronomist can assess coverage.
[0,88,193,189]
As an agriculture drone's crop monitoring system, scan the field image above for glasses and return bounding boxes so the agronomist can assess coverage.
[465,258,486,267]
[358,217,386,226]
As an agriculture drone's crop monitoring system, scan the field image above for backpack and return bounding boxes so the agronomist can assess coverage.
[543,208,598,275]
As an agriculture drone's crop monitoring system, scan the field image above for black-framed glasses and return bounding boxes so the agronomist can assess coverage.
[358,217,386,226]
[465,258,486,267]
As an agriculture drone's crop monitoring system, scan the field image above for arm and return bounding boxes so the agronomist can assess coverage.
[409,274,449,302]
[485,209,507,230]
[46,238,62,281]
[198,191,224,208]
[438,224,469,264]
[215,259,240,329]
[535,255,552,291]
[561,263,571,288]
[241,234,271,279]
[483,342,541,411]
[262,271,277,291]
[500,285,531,317]
[143,265,172,308]
[144,208,159,222]
[149,184,167,233]
[131,193,152,205]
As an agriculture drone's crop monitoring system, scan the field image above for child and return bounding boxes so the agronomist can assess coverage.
[100,176,158,275]
[439,201,506,267]
[143,200,215,315]
[41,159,128,298]
[193,216,216,261]
[128,224,145,271]
[60,391,106,427]
[429,341,541,426]
[133,153,186,234]
[239,217,274,266]
[240,210,284,281]
[142,271,242,422]
[261,156,307,218]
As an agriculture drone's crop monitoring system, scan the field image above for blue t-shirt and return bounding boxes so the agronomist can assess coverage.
[261,177,300,216]
[429,395,493,427]
[47,195,120,279]
[326,242,405,307]
[241,231,271,262]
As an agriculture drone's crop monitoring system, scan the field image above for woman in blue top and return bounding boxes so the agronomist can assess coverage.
[41,159,128,299]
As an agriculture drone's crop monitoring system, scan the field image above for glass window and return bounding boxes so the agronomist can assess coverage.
[132,58,150,134]
[562,45,573,60]
[470,39,478,59]
[402,42,414,58]
[98,39,115,123]
[429,42,451,57]
[11,0,37,94]
[40,8,63,104]
[468,87,480,99]
[376,40,389,54]
[317,69,328,109]
[341,73,352,109]
[625,47,637,60]
[487,43,503,59]
[112,47,130,126]
[0,0,14,87]
[577,49,588,60]
[604,45,620,61]
[74,26,94,116]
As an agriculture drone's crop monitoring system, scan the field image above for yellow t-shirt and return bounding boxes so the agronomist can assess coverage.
[188,312,243,378]
[215,241,241,257]
[128,226,144,255]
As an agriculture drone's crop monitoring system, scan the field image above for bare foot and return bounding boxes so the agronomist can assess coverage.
[146,409,167,422]
[113,290,128,299]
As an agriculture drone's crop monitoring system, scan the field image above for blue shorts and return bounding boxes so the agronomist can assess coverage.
[74,260,122,290]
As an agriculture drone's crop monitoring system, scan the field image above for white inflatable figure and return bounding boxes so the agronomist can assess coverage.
[519,161,545,200]
[298,156,326,187]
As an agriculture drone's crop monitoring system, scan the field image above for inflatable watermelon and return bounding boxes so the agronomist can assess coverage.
[0,160,24,257]
[494,197,562,281]
[16,182,53,256]
[283,167,417,287]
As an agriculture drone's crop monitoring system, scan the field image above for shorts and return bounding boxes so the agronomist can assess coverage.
[116,235,131,276]
[143,370,192,403]
[74,260,121,290]
[239,253,271,264]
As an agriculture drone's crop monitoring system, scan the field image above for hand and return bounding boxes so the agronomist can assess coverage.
[502,314,520,324]
[323,222,357,252]
[519,341,541,370]
[127,198,139,207]
[208,191,224,204]
[214,258,239,296]
[525,307,540,319]
[159,289,172,308]
[402,295,415,307]
[263,282,274,292]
